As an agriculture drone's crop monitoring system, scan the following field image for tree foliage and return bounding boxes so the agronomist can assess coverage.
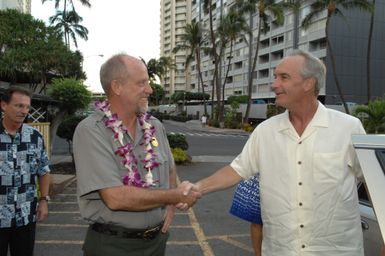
[171,91,210,103]
[227,95,248,104]
[57,114,86,162]
[0,9,85,91]
[354,96,385,134]
[47,78,92,153]
[149,82,165,106]
[302,0,373,114]
[49,9,89,48]
[48,78,92,114]
[43,0,91,49]
[141,56,176,82]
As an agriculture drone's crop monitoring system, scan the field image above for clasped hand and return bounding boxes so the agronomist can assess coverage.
[175,181,200,211]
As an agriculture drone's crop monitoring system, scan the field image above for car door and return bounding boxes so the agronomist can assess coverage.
[358,182,383,255]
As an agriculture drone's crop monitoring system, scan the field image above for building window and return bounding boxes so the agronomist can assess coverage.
[271,50,284,61]
[233,74,243,82]
[226,76,233,83]
[260,38,270,49]
[259,69,269,78]
[309,38,327,51]
[259,53,269,64]
[271,34,284,45]
[234,61,243,69]
[258,83,270,93]
[234,90,242,95]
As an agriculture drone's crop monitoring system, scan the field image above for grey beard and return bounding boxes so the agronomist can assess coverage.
[136,102,149,114]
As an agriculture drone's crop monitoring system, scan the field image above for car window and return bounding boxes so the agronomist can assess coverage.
[375,149,385,175]
[358,183,372,207]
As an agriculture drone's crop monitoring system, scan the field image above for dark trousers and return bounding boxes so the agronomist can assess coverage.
[83,226,169,256]
[0,222,36,256]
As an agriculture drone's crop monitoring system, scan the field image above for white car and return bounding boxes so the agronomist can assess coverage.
[353,134,385,255]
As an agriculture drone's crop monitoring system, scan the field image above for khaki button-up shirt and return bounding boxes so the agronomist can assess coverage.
[74,111,174,229]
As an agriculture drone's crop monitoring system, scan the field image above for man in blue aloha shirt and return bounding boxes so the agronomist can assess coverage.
[0,86,50,256]
[230,175,262,256]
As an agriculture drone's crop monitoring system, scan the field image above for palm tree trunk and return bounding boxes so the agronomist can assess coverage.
[207,0,222,124]
[196,50,208,116]
[325,16,349,114]
[244,16,262,123]
[366,0,375,103]
[222,42,233,107]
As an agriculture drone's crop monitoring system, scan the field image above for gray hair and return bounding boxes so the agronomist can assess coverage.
[99,53,134,96]
[286,49,326,95]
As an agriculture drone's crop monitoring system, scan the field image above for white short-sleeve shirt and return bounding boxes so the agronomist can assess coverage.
[231,103,366,256]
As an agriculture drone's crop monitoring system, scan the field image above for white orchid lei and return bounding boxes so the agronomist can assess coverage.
[95,100,158,187]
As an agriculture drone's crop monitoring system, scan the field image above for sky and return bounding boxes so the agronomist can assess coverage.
[31,0,161,93]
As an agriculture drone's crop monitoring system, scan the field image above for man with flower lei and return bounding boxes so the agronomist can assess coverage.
[73,54,200,256]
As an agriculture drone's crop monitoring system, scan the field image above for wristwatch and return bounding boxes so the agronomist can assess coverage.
[39,195,51,201]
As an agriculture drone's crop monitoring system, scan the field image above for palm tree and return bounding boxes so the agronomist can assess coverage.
[42,0,91,13]
[203,0,223,125]
[217,9,249,120]
[302,0,373,114]
[43,0,91,48]
[366,0,376,103]
[157,56,176,81]
[173,21,209,116]
[354,97,385,133]
[141,57,175,83]
[235,0,286,123]
[49,10,89,48]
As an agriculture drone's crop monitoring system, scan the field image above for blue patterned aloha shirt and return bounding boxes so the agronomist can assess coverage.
[0,122,50,228]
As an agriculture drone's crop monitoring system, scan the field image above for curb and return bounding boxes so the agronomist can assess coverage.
[49,174,76,196]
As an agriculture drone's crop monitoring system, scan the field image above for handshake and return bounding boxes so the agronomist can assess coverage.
[172,181,201,210]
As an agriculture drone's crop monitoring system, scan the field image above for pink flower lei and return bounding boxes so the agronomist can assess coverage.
[95,100,158,188]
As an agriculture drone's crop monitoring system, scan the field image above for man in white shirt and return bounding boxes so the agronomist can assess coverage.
[181,50,367,255]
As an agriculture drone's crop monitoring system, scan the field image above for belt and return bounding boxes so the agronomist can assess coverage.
[91,222,163,240]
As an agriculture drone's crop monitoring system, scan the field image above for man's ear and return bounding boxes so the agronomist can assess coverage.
[0,101,7,112]
[110,80,121,96]
[304,77,316,93]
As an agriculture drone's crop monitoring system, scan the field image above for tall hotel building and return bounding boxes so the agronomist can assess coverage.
[160,0,192,99]
[0,0,31,13]
[160,0,385,104]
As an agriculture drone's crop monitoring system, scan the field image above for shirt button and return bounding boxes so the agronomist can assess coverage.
[302,244,306,248]
[299,141,302,144]
[300,224,304,228]
[298,182,302,186]
[299,202,303,206]
[298,161,302,165]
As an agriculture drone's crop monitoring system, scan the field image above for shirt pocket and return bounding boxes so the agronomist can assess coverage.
[153,151,169,189]
[313,151,344,183]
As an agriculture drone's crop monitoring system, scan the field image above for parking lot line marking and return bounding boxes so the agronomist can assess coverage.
[49,211,80,214]
[48,202,78,204]
[167,241,200,245]
[187,209,214,256]
[206,235,253,253]
[176,176,214,256]
[170,225,193,229]
[37,224,88,228]
[36,240,83,245]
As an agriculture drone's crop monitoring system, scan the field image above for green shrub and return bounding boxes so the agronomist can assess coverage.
[266,104,285,118]
[167,133,188,150]
[242,123,254,132]
[172,148,191,165]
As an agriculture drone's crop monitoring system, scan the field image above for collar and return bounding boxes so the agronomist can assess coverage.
[96,109,147,147]
[277,101,329,132]
[0,119,24,136]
